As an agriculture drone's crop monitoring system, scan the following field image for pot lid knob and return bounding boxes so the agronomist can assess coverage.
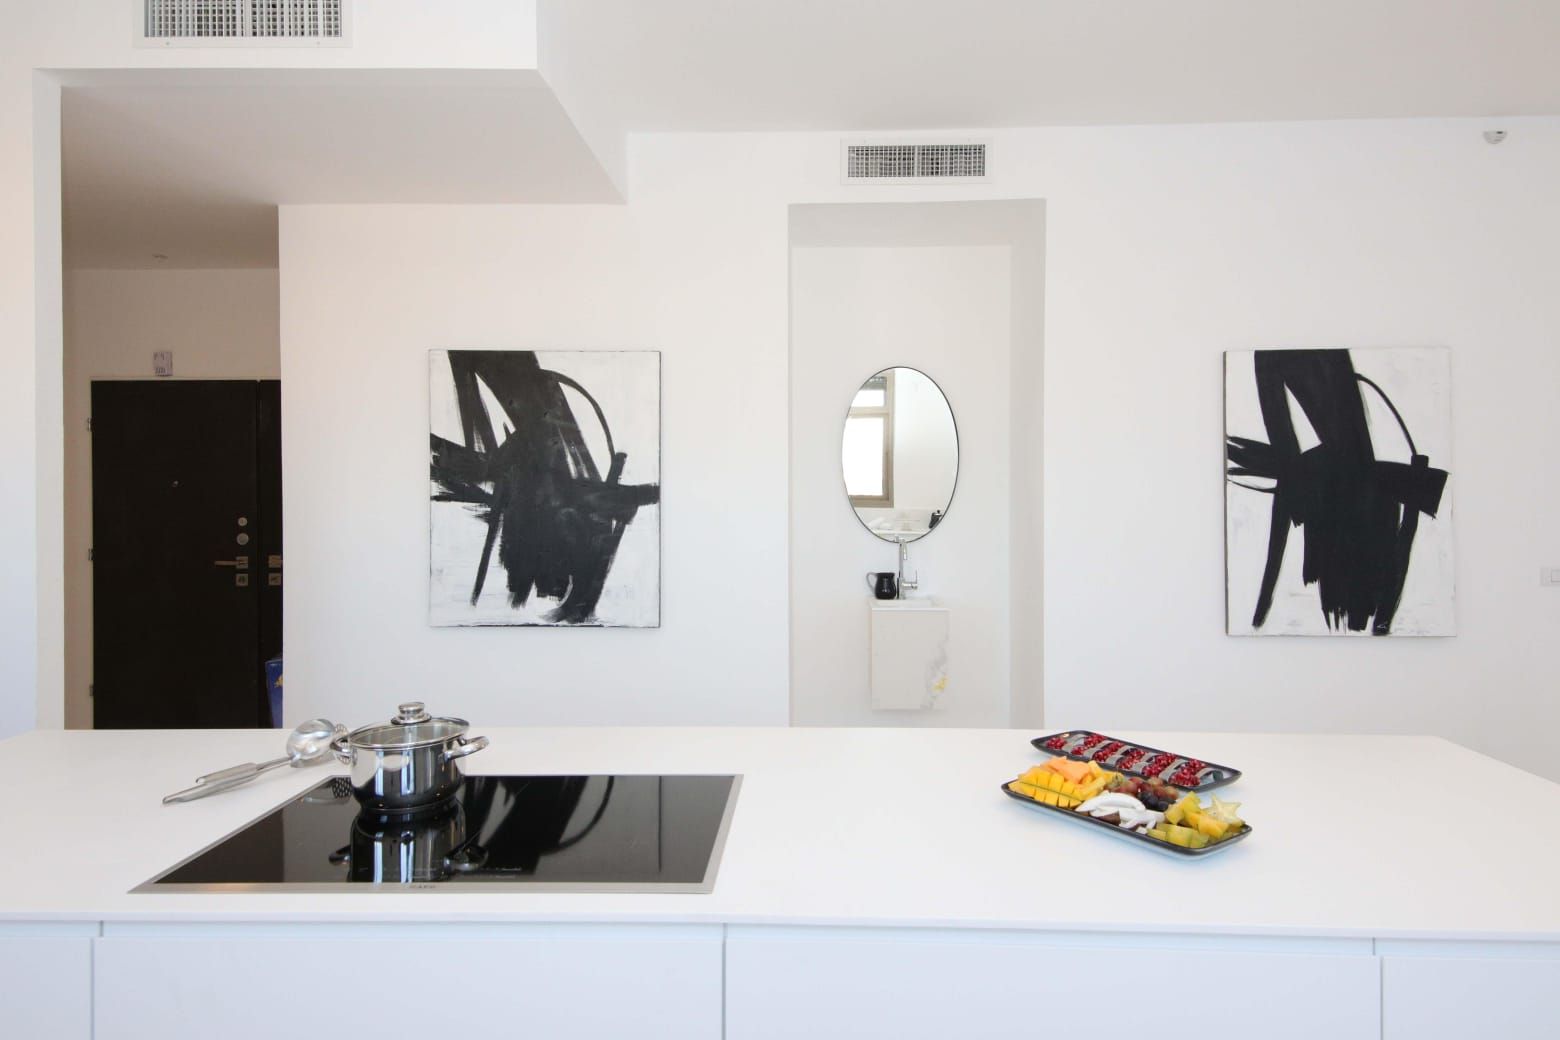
[393,701,432,724]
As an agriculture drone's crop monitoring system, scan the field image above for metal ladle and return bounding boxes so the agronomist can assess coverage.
[163,719,346,804]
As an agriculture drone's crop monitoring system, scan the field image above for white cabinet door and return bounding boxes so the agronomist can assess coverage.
[1384,953,1560,1038]
[96,925,721,1040]
[0,933,94,1040]
[728,929,1379,1040]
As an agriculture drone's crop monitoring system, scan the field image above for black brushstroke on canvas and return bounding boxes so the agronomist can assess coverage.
[1226,349,1448,635]
[430,351,658,624]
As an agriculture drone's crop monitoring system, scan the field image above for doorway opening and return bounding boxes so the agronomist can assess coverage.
[62,80,282,728]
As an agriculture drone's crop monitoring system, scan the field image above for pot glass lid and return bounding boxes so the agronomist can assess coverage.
[348,702,468,749]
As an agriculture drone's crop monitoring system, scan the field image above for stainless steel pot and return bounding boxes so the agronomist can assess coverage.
[331,702,489,812]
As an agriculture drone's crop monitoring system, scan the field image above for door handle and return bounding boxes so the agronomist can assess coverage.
[213,558,250,569]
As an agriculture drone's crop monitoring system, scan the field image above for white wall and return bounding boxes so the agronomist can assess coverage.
[1027,121,1560,783]
[279,203,790,726]
[62,268,280,729]
[674,126,1560,778]
[1008,217,1046,729]
[781,123,1557,780]
[790,245,1013,727]
[1,2,539,737]
[0,71,60,737]
[276,120,1560,779]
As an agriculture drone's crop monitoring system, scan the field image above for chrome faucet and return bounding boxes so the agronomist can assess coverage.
[896,540,919,599]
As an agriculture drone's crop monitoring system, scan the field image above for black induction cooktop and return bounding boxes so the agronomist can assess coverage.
[138,774,740,893]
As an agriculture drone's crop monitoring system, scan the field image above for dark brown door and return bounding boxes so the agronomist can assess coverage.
[91,380,281,728]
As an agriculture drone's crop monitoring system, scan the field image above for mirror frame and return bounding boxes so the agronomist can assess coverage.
[840,365,960,544]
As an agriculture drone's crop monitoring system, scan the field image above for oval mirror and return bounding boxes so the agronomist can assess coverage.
[840,367,959,543]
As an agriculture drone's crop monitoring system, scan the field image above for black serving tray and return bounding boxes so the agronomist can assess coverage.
[1030,731,1242,791]
[1001,781,1252,858]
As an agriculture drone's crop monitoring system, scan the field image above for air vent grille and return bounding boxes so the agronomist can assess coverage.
[844,142,988,182]
[144,0,343,40]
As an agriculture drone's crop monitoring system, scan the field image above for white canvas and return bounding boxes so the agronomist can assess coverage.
[1225,347,1454,637]
[429,350,660,627]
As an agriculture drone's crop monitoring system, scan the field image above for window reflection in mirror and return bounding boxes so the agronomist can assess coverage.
[844,372,893,506]
[842,367,958,543]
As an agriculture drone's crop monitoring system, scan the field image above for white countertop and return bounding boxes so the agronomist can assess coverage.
[2,726,1557,941]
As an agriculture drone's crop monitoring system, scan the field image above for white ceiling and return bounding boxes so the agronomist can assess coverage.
[62,70,621,269]
[64,4,1560,267]
[541,0,1560,131]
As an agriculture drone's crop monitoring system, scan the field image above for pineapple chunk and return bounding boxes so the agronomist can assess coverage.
[1166,792,1200,827]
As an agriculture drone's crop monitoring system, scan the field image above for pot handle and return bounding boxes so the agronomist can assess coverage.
[330,733,353,766]
[442,734,489,764]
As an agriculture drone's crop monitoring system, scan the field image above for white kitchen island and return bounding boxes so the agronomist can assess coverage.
[1,726,1557,1039]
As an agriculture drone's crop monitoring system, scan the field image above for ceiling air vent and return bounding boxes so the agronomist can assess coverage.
[842,141,989,184]
[142,0,347,45]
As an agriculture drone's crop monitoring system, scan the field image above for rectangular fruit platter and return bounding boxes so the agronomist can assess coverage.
[1003,756,1251,857]
[1031,730,1241,791]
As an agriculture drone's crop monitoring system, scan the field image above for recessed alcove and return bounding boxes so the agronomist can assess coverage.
[788,200,1045,726]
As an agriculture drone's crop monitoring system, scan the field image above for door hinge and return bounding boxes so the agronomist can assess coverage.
[86,416,92,432]
[88,683,94,700]
[87,547,94,562]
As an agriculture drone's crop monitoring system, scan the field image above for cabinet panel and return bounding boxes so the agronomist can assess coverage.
[728,930,1378,1040]
[1384,955,1560,1038]
[0,936,93,1040]
[96,927,721,1040]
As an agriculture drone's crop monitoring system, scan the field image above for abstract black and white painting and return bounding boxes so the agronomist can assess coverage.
[429,350,660,627]
[1225,348,1454,637]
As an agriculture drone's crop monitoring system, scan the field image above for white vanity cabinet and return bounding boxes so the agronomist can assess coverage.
[869,602,950,710]
[92,923,723,1040]
[0,925,95,1040]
